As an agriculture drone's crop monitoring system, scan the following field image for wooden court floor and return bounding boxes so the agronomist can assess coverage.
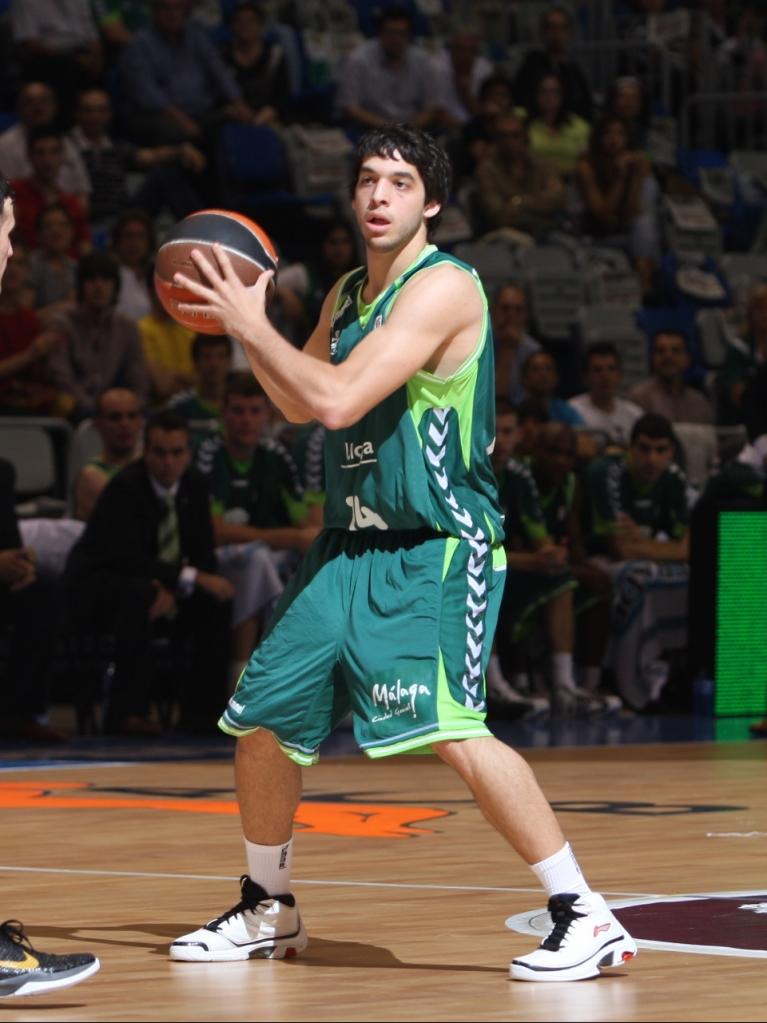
[0,741,765,1022]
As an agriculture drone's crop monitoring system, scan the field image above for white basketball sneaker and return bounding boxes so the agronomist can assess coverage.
[510,892,637,982]
[170,876,308,962]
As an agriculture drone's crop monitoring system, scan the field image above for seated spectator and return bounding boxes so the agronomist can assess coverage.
[65,410,233,735]
[630,330,714,424]
[527,72,591,179]
[455,73,523,181]
[277,220,360,333]
[514,398,550,459]
[112,210,155,324]
[11,128,91,256]
[194,372,319,687]
[27,206,77,321]
[432,28,494,133]
[167,332,232,438]
[70,88,204,229]
[473,114,566,236]
[604,76,651,151]
[338,5,440,133]
[139,263,196,406]
[47,250,149,419]
[577,116,659,295]
[582,413,692,709]
[568,342,643,448]
[73,387,144,521]
[519,351,585,427]
[118,0,254,148]
[221,1,291,126]
[0,456,64,742]
[0,81,91,205]
[493,418,611,715]
[0,245,72,418]
[513,3,593,121]
[493,283,541,403]
[10,0,103,114]
[717,283,767,425]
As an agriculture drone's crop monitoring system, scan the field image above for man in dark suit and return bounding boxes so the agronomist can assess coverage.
[65,409,233,735]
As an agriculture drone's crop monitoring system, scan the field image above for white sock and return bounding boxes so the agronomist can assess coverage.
[244,837,293,896]
[551,652,576,691]
[530,842,591,897]
[581,666,602,693]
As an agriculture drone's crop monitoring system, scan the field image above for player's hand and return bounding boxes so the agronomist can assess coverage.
[175,244,274,344]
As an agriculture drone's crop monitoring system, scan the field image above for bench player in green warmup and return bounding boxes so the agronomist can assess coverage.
[169,125,637,982]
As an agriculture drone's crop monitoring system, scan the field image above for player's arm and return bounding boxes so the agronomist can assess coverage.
[176,248,478,430]
[233,281,341,424]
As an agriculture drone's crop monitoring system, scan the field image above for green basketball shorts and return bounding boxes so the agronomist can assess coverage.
[219,528,507,764]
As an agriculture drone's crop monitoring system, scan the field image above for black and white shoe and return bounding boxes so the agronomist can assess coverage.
[0,920,99,997]
[170,876,307,962]
[510,892,637,982]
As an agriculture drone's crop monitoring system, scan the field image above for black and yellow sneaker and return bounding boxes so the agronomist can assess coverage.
[0,920,99,997]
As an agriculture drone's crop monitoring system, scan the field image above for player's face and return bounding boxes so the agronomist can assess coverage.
[0,198,15,286]
[353,152,440,253]
[223,395,269,448]
[629,434,674,485]
[144,428,190,489]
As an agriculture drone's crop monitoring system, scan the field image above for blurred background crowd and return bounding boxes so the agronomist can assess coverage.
[1,0,766,743]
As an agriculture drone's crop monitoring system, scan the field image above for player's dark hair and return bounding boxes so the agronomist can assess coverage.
[630,413,674,445]
[351,124,451,235]
[0,178,13,206]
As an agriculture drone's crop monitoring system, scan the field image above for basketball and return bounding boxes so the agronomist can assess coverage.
[154,209,278,334]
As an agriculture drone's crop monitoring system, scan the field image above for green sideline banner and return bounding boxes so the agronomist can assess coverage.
[716,511,767,716]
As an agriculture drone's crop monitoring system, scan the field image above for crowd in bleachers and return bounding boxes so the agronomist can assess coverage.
[1,0,767,741]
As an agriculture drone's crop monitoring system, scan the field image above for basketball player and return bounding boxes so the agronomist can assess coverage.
[0,178,100,997]
[170,126,637,982]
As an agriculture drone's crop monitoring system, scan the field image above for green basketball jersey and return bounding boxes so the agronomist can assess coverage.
[322,244,504,542]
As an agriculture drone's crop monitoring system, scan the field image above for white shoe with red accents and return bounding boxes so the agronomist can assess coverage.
[170,876,307,962]
[510,892,637,982]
